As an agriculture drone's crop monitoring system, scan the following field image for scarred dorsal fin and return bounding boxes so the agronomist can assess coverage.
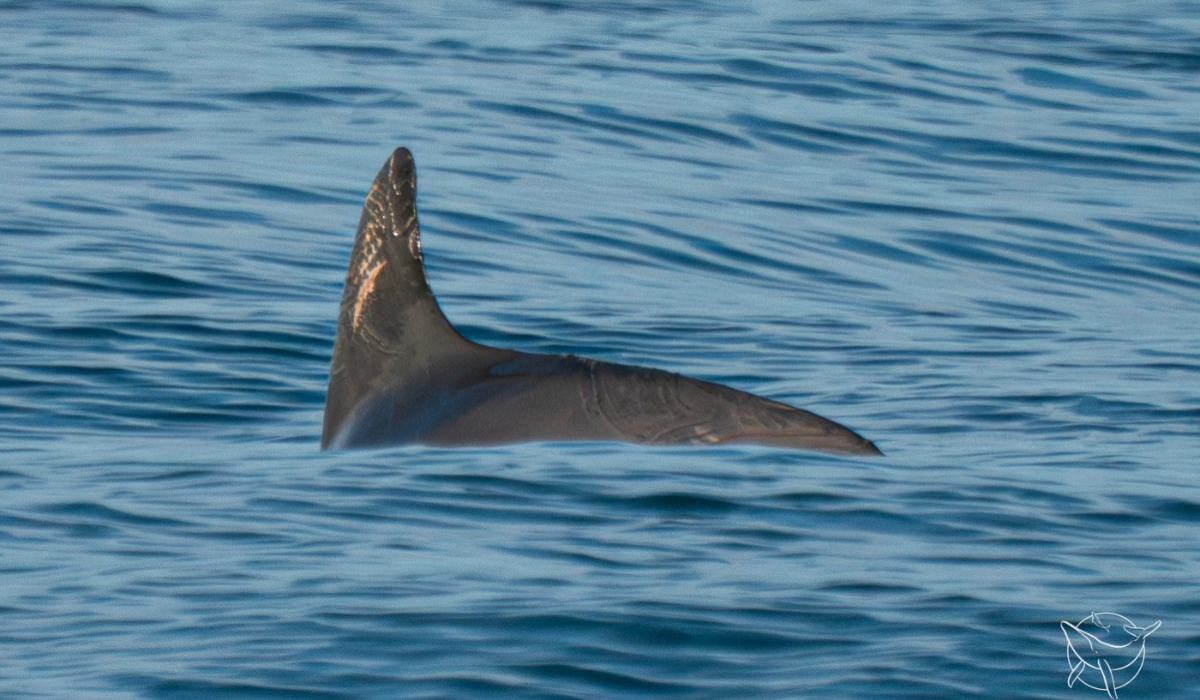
[321,147,881,455]
[321,148,474,448]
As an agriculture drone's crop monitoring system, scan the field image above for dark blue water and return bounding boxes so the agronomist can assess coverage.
[3,1,1198,698]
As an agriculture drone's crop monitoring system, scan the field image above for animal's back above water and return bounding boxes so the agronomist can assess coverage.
[321,147,881,455]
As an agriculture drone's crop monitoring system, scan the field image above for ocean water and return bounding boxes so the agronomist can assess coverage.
[2,1,1198,698]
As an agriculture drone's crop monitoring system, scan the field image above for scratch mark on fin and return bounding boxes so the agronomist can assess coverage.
[352,259,385,331]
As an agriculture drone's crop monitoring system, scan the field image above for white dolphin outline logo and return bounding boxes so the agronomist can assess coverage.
[1060,612,1160,698]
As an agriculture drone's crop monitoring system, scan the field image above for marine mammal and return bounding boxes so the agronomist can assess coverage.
[321,147,880,455]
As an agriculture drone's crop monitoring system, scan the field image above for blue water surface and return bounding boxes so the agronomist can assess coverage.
[2,1,1198,698]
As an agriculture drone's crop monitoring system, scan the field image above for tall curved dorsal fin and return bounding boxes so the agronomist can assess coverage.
[321,148,475,448]
[321,148,881,455]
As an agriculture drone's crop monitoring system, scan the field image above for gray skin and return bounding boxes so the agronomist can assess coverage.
[321,148,881,455]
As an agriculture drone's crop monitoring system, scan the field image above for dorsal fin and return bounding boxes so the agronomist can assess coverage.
[321,148,881,455]
[321,147,471,448]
